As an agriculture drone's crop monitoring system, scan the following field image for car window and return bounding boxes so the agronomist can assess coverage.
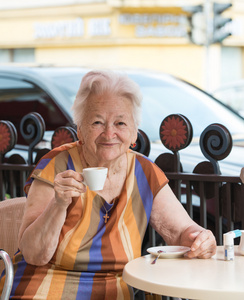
[0,76,70,144]
[129,74,244,141]
[47,70,244,142]
[214,86,244,117]
[50,75,81,111]
[35,68,85,113]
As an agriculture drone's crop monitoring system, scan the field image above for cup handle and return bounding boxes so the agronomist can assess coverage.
[81,172,87,187]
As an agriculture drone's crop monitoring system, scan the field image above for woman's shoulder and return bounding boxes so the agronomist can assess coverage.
[24,143,79,192]
[36,142,80,170]
[39,142,78,161]
[128,149,166,176]
[24,142,79,193]
[128,150,168,195]
[128,149,157,168]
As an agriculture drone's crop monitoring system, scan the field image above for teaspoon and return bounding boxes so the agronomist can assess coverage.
[151,250,164,264]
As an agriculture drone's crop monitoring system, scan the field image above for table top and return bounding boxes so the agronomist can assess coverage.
[122,246,244,300]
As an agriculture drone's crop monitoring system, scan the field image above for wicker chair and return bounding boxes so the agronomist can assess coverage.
[0,197,26,274]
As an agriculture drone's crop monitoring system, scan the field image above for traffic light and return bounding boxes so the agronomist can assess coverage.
[190,10,206,45]
[212,2,232,43]
[188,5,206,45]
[188,2,232,45]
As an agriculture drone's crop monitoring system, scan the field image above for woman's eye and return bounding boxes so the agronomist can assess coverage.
[93,121,102,125]
[117,122,126,126]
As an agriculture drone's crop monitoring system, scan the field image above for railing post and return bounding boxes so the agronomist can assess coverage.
[173,152,181,199]
[214,182,222,245]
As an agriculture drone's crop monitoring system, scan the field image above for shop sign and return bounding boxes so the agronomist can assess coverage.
[34,18,84,39]
[119,13,188,38]
[88,18,111,36]
[34,17,111,39]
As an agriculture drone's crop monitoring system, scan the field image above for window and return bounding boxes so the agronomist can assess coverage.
[0,76,70,145]
[0,48,35,63]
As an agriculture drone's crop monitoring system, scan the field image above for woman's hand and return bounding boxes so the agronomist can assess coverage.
[183,228,217,259]
[150,184,217,259]
[54,170,86,207]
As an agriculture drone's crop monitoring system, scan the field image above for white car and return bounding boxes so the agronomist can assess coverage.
[213,80,244,118]
[1,65,244,176]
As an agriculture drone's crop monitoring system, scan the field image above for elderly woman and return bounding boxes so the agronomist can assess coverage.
[0,70,216,299]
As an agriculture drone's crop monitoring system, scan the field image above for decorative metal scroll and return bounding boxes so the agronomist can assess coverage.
[0,121,17,160]
[199,123,232,175]
[51,126,78,149]
[20,112,46,164]
[191,124,233,200]
[159,114,193,152]
[156,114,193,172]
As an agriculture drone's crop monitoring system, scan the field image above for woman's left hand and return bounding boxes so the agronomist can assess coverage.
[185,229,217,259]
[150,184,217,259]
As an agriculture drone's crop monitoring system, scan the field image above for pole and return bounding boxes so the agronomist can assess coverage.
[204,0,213,91]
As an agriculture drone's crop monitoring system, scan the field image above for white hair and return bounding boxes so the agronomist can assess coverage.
[72,70,142,129]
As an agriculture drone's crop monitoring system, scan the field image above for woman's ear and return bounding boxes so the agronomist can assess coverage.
[132,129,138,146]
[77,127,84,144]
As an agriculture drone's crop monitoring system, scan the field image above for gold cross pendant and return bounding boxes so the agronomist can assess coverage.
[103,213,109,223]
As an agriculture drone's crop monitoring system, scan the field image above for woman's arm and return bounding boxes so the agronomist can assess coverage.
[18,170,85,266]
[149,184,216,259]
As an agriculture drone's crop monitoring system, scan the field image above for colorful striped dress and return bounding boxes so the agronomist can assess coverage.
[0,142,168,300]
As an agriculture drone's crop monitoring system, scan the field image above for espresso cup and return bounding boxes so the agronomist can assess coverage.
[81,167,108,191]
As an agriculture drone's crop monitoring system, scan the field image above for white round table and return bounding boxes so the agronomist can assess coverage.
[122,246,244,300]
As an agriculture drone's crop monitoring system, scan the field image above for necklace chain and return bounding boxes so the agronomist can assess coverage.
[102,200,115,224]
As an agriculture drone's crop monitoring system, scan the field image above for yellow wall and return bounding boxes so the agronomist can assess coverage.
[0,1,242,91]
[35,45,206,88]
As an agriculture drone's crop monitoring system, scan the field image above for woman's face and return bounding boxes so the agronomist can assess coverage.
[78,92,138,165]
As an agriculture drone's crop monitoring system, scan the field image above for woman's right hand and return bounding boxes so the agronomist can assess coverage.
[54,170,86,207]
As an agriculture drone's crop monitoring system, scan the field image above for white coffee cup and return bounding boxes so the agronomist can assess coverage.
[81,167,108,191]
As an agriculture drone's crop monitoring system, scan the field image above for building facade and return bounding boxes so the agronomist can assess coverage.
[0,0,243,91]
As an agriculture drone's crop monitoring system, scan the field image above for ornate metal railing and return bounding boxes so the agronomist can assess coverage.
[0,112,243,245]
[0,113,78,199]
[152,114,244,245]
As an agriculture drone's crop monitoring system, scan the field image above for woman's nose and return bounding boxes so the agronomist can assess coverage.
[102,124,116,139]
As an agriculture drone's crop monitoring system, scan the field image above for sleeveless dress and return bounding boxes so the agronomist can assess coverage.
[0,142,168,300]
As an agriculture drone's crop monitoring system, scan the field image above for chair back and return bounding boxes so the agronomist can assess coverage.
[0,197,26,273]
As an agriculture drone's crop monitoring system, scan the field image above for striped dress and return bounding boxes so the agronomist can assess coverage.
[0,142,168,300]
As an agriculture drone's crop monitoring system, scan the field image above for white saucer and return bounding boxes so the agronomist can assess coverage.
[147,245,190,259]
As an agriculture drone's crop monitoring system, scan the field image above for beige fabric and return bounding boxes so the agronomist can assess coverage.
[0,197,26,273]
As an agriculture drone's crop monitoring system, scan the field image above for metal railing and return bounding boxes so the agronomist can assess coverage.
[166,172,244,245]
[0,112,243,247]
